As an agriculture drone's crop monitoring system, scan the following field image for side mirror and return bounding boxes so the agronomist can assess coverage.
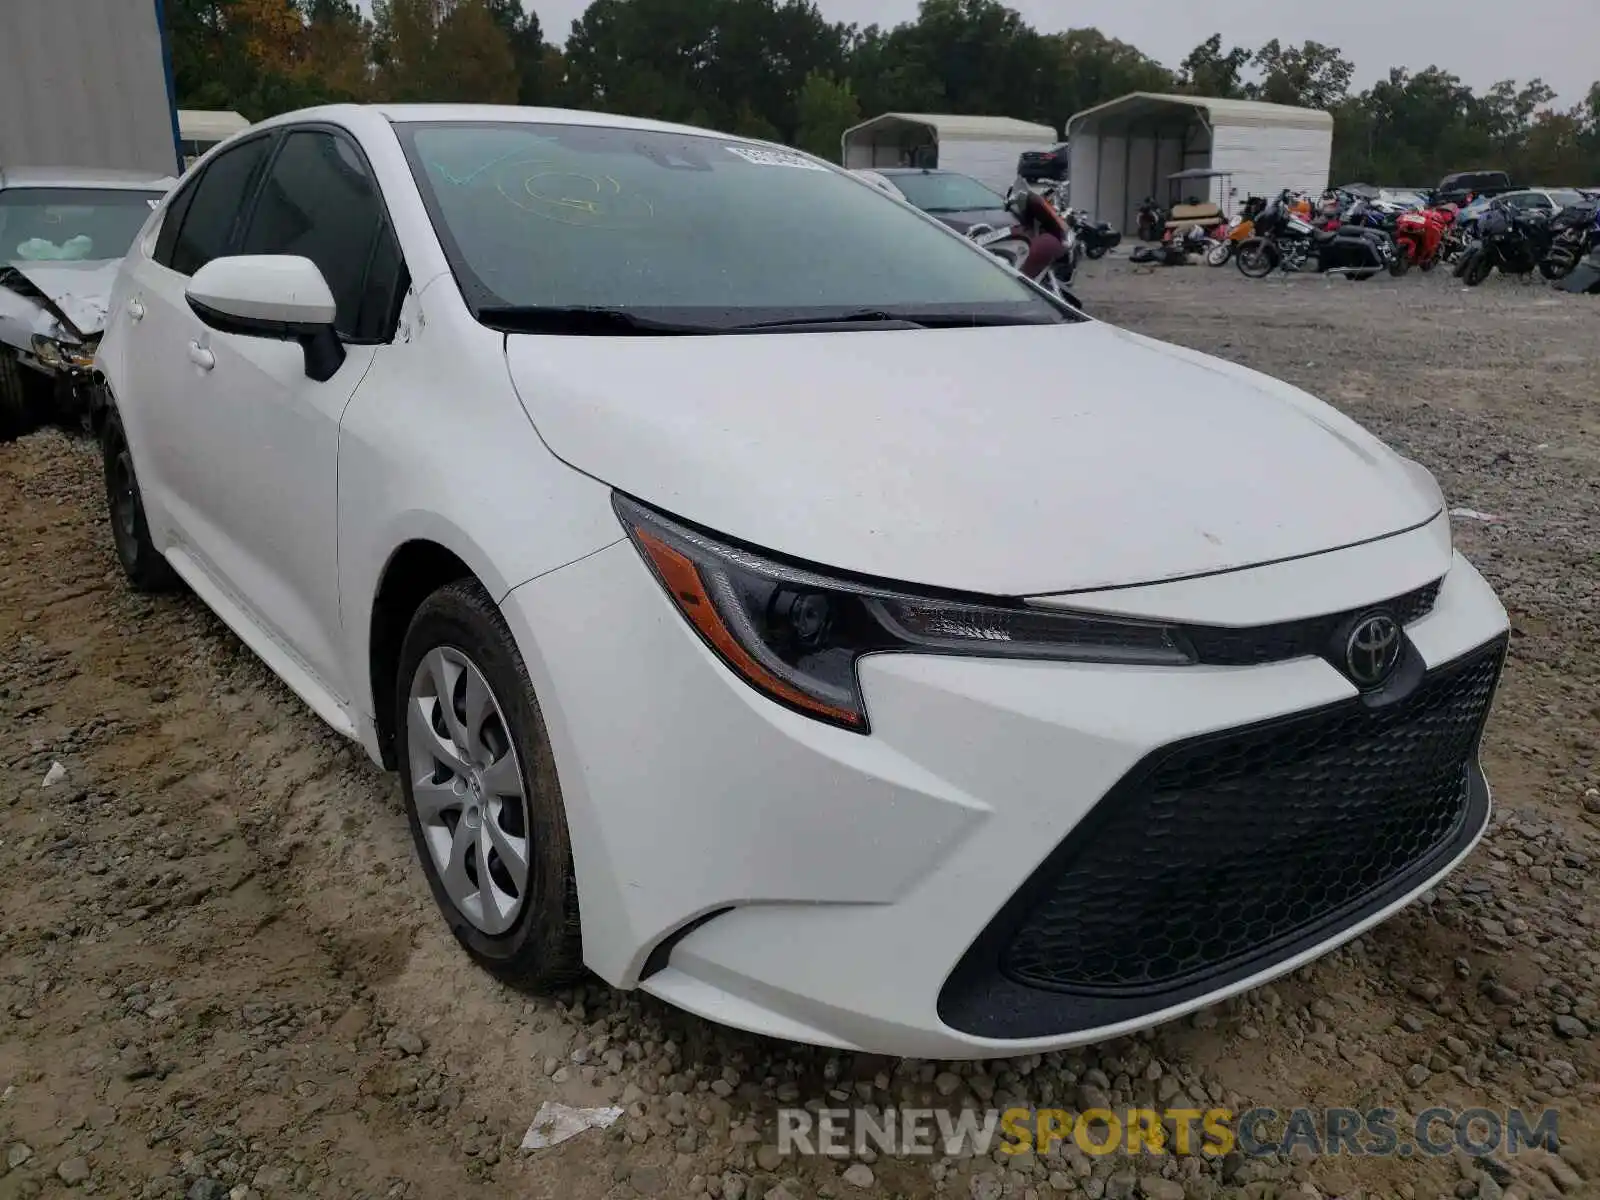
[186,255,346,383]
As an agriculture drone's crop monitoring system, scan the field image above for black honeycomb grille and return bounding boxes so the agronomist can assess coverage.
[1182,578,1441,667]
[1000,637,1503,996]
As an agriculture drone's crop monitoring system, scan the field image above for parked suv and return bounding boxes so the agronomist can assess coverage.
[96,104,1508,1058]
[1018,143,1069,183]
[1432,170,1514,207]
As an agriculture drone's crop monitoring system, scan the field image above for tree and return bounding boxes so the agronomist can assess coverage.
[794,72,860,160]
[1177,34,1252,99]
[481,0,552,104]
[373,0,518,104]
[564,0,849,137]
[1252,39,1353,110]
[301,0,373,102]
[1042,28,1173,132]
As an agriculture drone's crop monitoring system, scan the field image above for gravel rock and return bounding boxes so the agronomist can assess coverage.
[1552,1015,1589,1039]
[840,1163,874,1189]
[56,1157,91,1186]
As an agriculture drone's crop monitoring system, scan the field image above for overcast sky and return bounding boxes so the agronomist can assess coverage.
[514,0,1598,107]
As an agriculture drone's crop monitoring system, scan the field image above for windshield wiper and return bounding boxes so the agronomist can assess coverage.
[475,305,718,335]
[725,310,1061,332]
[724,310,928,331]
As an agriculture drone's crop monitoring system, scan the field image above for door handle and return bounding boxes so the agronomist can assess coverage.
[127,298,145,321]
[187,341,215,371]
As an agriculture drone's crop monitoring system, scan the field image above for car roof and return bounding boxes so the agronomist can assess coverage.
[251,102,768,146]
[0,165,177,191]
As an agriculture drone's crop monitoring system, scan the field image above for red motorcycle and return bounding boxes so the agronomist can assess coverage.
[1392,205,1458,273]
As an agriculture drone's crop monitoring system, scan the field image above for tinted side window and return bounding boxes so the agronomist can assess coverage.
[354,221,406,341]
[168,136,273,276]
[239,130,388,337]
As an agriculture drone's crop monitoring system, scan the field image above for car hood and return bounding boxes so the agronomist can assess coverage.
[504,322,1442,596]
[927,208,1014,234]
[0,259,121,340]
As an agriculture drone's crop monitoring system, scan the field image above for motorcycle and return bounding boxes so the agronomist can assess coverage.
[1136,197,1167,241]
[1454,202,1552,286]
[1539,201,1600,280]
[1238,195,1405,280]
[1205,196,1269,266]
[966,186,1082,305]
[1391,204,1458,273]
[1065,209,1121,259]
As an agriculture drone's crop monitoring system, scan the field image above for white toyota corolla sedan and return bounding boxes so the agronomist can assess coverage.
[96,104,1509,1059]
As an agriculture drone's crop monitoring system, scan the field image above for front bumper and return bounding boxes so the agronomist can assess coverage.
[501,520,1509,1059]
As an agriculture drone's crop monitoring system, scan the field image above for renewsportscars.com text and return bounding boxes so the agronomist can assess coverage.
[775,1106,1560,1159]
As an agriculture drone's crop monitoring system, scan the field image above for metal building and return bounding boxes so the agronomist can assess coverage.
[1066,93,1334,234]
[1,0,181,174]
[842,114,1058,194]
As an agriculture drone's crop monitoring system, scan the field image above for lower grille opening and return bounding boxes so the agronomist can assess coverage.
[938,635,1505,1040]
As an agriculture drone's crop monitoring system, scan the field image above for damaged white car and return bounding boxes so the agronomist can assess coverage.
[0,166,176,437]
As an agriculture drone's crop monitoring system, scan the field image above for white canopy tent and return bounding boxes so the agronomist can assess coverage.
[1065,93,1333,236]
[841,113,1058,193]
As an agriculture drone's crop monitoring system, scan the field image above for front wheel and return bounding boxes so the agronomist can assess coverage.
[0,351,47,442]
[1390,251,1412,277]
[1206,240,1233,267]
[1236,239,1277,278]
[1462,250,1494,287]
[396,580,583,988]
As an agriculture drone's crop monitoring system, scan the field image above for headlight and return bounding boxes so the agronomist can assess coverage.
[29,334,95,371]
[614,495,1195,732]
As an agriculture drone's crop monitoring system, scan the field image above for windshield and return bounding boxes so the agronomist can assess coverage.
[397,122,1066,331]
[886,171,1006,213]
[0,188,162,263]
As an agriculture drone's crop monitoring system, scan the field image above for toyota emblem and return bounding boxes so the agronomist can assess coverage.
[1345,612,1402,688]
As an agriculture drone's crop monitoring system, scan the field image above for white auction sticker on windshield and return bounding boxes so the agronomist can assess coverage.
[723,146,827,171]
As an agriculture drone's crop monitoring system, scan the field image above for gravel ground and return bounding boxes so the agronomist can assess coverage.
[1,259,1597,1200]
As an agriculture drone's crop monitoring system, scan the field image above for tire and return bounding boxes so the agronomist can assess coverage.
[1463,252,1494,287]
[1236,239,1276,278]
[1390,250,1412,277]
[395,579,583,989]
[1420,255,1439,273]
[0,350,45,442]
[1206,241,1233,267]
[102,408,179,592]
[1084,244,1107,260]
[1539,256,1574,281]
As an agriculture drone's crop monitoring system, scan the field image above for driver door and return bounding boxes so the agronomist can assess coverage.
[174,126,404,709]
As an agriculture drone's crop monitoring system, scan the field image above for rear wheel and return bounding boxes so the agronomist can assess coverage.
[396,579,583,988]
[102,408,179,592]
[1539,255,1575,281]
[1463,251,1494,287]
[1389,248,1412,277]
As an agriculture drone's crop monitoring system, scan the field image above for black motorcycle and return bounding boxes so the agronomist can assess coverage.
[1455,202,1552,286]
[1540,201,1600,280]
[1066,209,1121,259]
[1237,196,1403,280]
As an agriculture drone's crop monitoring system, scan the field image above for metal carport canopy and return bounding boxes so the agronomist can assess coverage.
[842,113,1058,144]
[1064,93,1334,135]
